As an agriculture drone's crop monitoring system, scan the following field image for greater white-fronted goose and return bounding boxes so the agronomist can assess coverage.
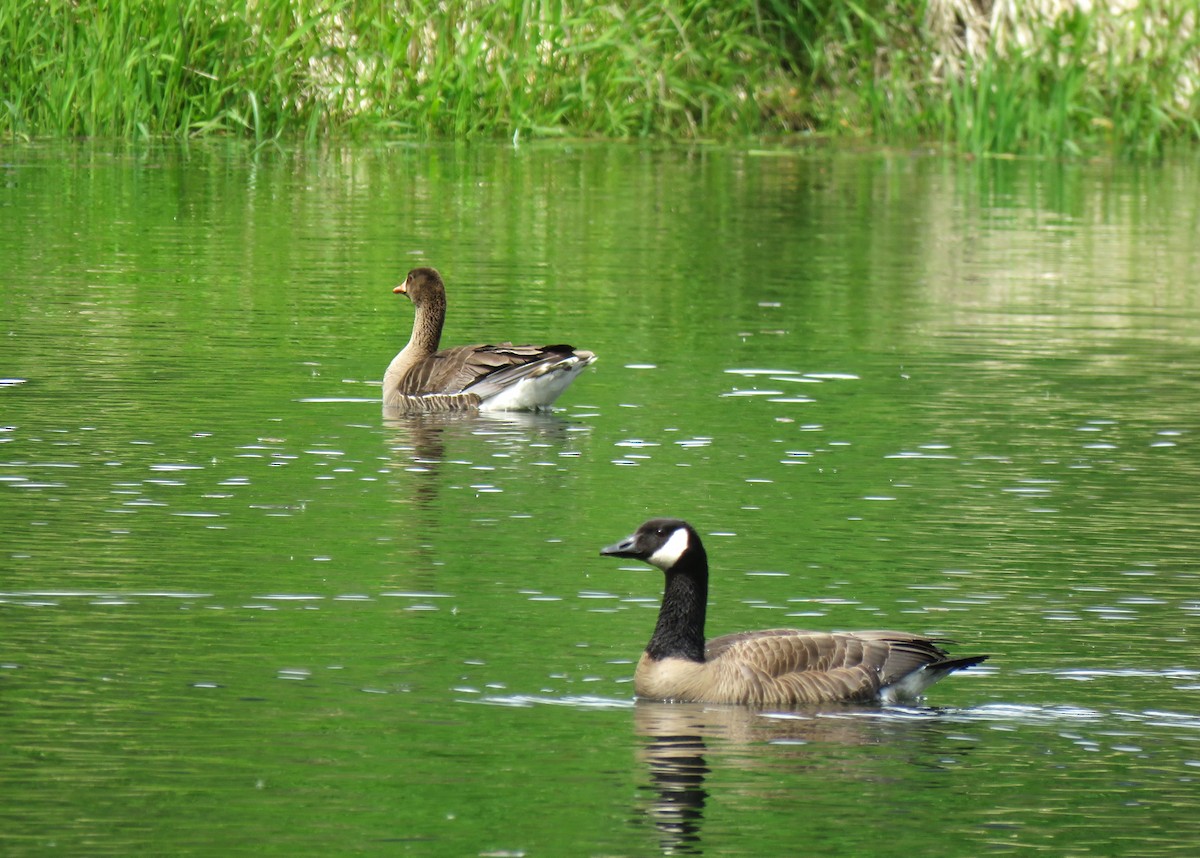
[382,267,596,412]
[600,519,988,706]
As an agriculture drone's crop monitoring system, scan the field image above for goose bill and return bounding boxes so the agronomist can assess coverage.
[599,535,638,558]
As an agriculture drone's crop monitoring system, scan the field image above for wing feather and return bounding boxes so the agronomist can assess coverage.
[398,343,587,397]
[701,629,962,706]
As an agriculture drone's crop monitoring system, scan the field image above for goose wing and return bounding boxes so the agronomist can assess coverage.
[398,342,581,396]
[704,629,965,706]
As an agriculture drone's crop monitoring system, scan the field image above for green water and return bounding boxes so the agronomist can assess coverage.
[3,141,1200,856]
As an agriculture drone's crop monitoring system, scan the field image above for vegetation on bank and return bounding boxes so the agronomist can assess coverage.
[1,0,1197,156]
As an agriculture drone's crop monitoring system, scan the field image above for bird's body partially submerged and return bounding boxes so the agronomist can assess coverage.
[601,519,988,706]
[383,267,595,413]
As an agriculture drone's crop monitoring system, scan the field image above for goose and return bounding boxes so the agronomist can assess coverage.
[382,267,596,412]
[600,518,988,706]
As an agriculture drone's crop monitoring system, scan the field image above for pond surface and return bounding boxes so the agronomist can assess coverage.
[2,140,1200,856]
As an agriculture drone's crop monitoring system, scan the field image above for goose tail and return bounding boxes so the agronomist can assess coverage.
[880,654,989,704]
[478,351,596,411]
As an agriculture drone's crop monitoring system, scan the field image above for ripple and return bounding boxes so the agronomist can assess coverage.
[725,368,799,376]
[467,694,634,710]
[379,591,452,599]
[885,450,958,460]
[297,397,377,403]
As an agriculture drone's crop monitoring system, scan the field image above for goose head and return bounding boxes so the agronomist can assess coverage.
[601,518,710,665]
[600,518,705,573]
[394,266,446,304]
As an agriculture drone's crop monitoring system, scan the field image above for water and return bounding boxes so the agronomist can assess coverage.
[2,141,1200,856]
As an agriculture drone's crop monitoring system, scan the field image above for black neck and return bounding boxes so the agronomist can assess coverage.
[645,548,708,663]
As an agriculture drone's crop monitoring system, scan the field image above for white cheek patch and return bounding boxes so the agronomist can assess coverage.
[648,527,690,570]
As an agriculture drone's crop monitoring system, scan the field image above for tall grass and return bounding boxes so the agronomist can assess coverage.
[944,8,1098,157]
[769,0,1200,157]
[0,0,782,142]
[935,0,1200,157]
[0,0,334,141]
[1,0,1197,155]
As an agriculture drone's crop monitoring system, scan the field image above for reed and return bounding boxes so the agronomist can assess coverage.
[927,0,1200,156]
[1,0,1197,155]
[0,0,781,141]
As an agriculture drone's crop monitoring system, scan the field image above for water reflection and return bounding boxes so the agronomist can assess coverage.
[383,409,585,456]
[636,705,710,855]
[381,410,592,510]
[632,700,998,855]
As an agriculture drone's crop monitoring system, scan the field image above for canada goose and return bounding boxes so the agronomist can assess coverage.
[383,267,596,412]
[600,519,988,706]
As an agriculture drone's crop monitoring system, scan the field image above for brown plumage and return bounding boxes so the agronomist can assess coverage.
[600,519,988,706]
[382,267,595,412]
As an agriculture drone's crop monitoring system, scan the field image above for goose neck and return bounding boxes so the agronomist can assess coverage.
[384,293,446,393]
[646,553,708,663]
[406,292,446,355]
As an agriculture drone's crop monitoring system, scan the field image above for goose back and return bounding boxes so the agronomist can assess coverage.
[637,628,986,706]
[394,342,586,397]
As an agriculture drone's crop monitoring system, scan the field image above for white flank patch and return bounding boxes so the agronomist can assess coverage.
[648,527,690,570]
[480,358,587,411]
[880,665,934,704]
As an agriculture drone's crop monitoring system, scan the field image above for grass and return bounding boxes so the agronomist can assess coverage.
[935,1,1200,157]
[1,0,1197,156]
